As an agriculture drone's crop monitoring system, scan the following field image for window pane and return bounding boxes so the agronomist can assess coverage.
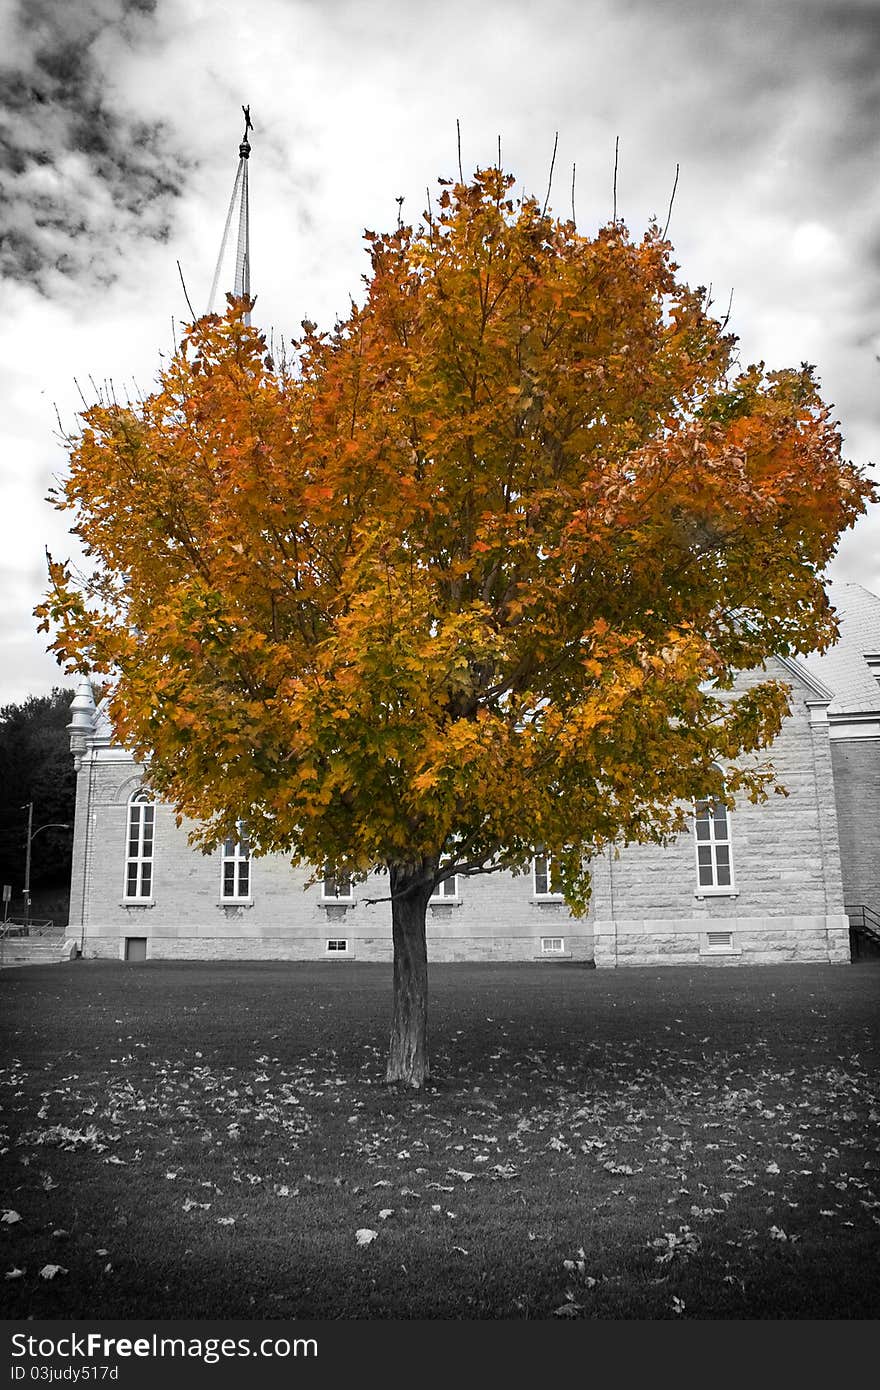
[223,837,235,857]
[713,803,728,833]
[126,864,138,896]
[534,857,549,895]
[715,845,730,869]
[140,864,151,896]
[238,865,249,896]
[698,846,713,867]
[698,863,714,886]
[223,863,236,896]
[717,862,731,886]
[695,818,710,841]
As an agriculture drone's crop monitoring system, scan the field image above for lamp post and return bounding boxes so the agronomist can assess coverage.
[22,802,72,929]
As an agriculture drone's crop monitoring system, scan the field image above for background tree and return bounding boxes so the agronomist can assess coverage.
[0,689,76,909]
[39,169,874,1084]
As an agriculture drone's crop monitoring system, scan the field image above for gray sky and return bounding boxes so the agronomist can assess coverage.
[2,0,878,705]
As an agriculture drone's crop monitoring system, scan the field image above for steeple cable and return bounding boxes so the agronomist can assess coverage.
[207,105,253,323]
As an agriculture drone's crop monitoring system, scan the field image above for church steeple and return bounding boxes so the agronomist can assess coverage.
[207,105,253,323]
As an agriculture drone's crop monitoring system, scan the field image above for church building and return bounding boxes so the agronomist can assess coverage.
[64,585,880,968]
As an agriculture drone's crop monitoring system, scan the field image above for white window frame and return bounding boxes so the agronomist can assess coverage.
[321,868,354,902]
[325,938,350,955]
[429,873,459,902]
[693,787,736,896]
[124,790,155,902]
[533,853,564,900]
[541,935,565,954]
[220,824,252,903]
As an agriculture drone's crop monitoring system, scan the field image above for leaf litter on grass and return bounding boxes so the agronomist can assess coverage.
[1,967,878,1317]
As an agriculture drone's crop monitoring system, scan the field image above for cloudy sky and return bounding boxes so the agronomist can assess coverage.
[1,0,878,706]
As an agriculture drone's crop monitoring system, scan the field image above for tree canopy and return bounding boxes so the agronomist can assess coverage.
[0,688,76,900]
[38,168,874,1083]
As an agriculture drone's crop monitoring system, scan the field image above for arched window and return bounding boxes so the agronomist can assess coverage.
[533,852,563,899]
[221,823,251,901]
[694,785,734,891]
[125,790,154,900]
[430,873,459,902]
[322,867,353,901]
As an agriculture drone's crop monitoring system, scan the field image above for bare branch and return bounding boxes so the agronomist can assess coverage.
[456,117,464,183]
[720,287,734,331]
[612,135,619,223]
[542,131,559,216]
[570,161,577,226]
[661,162,680,240]
[176,260,197,322]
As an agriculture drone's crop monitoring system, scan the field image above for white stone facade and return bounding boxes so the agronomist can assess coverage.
[66,648,853,968]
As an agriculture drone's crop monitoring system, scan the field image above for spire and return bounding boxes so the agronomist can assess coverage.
[207,105,253,323]
[67,676,97,770]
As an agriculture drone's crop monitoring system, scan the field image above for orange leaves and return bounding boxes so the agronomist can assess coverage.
[37,180,876,893]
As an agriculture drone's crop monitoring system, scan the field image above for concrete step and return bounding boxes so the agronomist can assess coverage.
[1,940,76,967]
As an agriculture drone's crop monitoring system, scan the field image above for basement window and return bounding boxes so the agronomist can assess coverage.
[326,938,349,954]
[541,936,565,954]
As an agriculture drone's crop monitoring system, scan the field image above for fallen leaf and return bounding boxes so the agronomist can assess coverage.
[355,1229,377,1246]
[39,1264,67,1280]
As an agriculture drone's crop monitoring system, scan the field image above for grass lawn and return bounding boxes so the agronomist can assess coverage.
[0,959,878,1320]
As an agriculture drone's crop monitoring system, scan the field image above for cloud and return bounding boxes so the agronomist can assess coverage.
[0,0,190,293]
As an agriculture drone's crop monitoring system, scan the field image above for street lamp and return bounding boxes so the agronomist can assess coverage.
[22,802,72,929]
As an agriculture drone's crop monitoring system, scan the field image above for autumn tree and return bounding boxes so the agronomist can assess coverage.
[39,169,873,1085]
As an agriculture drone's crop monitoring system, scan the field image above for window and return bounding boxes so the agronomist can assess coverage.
[322,868,353,901]
[533,853,563,898]
[125,791,154,900]
[541,936,565,954]
[221,825,251,901]
[430,874,458,901]
[326,938,349,954]
[694,792,734,890]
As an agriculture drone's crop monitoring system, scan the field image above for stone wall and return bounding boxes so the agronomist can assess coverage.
[830,737,880,916]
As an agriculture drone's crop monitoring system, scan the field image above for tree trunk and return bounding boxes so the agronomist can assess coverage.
[386,861,434,1087]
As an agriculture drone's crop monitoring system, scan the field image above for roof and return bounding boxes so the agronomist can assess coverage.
[800,582,880,716]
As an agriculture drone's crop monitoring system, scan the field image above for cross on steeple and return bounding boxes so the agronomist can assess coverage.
[207,105,253,323]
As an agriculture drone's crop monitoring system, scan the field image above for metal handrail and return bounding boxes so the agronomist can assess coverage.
[0,918,56,938]
[845,903,880,941]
